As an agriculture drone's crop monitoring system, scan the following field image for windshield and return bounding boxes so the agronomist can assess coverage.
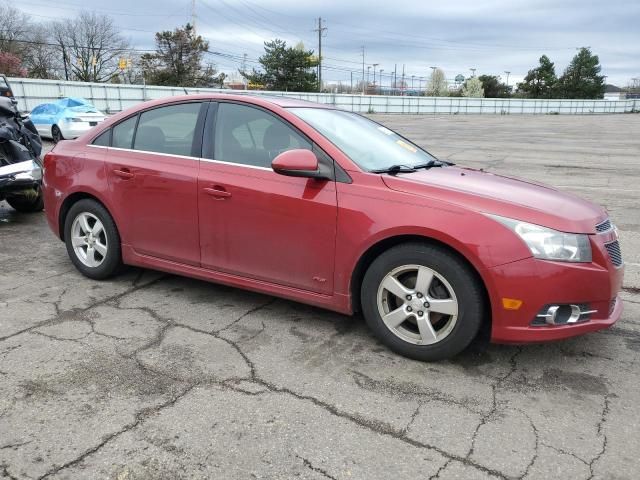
[288,107,438,171]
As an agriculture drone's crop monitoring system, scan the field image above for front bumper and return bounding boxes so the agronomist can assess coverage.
[488,245,624,343]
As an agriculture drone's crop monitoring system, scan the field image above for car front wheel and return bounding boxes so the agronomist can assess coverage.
[361,242,485,361]
[64,199,122,279]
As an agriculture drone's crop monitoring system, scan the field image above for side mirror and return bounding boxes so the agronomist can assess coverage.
[271,149,328,179]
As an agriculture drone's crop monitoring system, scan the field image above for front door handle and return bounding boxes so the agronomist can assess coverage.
[113,168,134,179]
[203,186,231,199]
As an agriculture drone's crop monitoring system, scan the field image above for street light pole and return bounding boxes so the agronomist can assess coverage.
[470,68,476,77]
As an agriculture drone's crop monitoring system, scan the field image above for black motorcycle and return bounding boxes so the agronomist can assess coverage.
[0,95,45,213]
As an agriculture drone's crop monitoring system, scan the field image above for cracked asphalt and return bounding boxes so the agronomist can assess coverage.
[1,114,640,479]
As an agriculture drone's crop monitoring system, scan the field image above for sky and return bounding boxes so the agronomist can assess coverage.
[15,0,640,87]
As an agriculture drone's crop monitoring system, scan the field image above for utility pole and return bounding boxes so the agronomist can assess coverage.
[361,46,365,95]
[367,66,371,88]
[470,68,476,77]
[504,71,511,89]
[61,45,69,81]
[314,17,327,92]
[401,64,405,95]
[242,53,248,90]
[393,64,397,95]
[350,71,353,93]
[372,63,379,94]
[191,0,197,30]
[379,69,384,93]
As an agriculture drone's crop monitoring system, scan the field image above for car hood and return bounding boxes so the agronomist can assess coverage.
[382,166,606,234]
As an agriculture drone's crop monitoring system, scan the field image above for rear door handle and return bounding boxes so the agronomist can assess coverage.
[203,186,231,199]
[113,168,134,179]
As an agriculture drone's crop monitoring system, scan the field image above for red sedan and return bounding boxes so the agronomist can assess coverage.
[42,94,624,361]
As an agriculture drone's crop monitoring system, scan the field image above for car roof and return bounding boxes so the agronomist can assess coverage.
[133,93,333,110]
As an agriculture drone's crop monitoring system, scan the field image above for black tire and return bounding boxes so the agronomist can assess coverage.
[52,125,63,144]
[64,199,122,280]
[7,188,44,213]
[361,242,485,361]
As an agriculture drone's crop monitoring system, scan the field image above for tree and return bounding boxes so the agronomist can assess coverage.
[140,24,224,87]
[0,52,26,77]
[22,27,62,79]
[517,55,557,98]
[51,12,129,82]
[426,68,448,96]
[240,39,318,92]
[461,76,484,97]
[478,74,510,98]
[556,47,605,99]
[0,5,32,56]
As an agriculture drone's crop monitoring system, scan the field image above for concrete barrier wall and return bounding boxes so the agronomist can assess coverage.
[8,77,638,115]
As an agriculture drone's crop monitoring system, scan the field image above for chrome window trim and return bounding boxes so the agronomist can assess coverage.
[87,144,273,171]
[200,158,272,171]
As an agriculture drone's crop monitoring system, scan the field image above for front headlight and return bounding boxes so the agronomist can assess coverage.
[488,214,592,262]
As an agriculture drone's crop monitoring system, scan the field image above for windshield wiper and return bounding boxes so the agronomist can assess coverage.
[370,164,417,175]
[412,160,446,170]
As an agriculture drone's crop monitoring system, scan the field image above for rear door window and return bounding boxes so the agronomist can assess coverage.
[133,102,202,157]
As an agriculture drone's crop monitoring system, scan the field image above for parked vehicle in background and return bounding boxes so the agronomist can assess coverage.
[30,97,106,143]
[42,94,623,361]
[0,75,15,101]
[0,97,44,212]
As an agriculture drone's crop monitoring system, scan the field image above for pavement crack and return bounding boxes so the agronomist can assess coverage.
[587,393,611,479]
[0,440,32,450]
[1,463,19,480]
[467,347,522,461]
[401,403,421,435]
[29,330,87,344]
[295,454,337,480]
[429,459,452,480]
[215,298,277,334]
[36,383,197,480]
[519,412,540,479]
[0,276,167,344]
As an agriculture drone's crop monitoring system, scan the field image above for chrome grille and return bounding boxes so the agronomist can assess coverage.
[604,241,623,267]
[595,219,612,233]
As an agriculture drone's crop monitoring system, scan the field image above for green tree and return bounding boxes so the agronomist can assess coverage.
[556,47,605,99]
[141,24,225,87]
[461,76,484,97]
[478,74,511,98]
[517,55,557,98]
[240,39,318,92]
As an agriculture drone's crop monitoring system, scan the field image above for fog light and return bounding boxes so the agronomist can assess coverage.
[533,304,597,326]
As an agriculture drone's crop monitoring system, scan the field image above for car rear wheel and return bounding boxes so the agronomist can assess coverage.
[361,242,484,361]
[64,199,122,279]
[52,125,63,144]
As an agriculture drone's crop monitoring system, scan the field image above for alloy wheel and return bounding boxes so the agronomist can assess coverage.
[70,212,108,267]
[376,264,459,345]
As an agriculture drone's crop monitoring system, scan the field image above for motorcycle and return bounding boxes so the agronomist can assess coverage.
[0,96,44,213]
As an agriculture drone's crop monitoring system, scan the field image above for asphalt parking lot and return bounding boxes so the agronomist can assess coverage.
[1,114,639,479]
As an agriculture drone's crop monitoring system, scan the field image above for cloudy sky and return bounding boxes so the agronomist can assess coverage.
[17,0,640,87]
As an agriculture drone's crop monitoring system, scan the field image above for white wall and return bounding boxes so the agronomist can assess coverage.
[8,77,638,115]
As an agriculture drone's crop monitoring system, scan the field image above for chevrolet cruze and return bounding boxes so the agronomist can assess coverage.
[42,94,624,361]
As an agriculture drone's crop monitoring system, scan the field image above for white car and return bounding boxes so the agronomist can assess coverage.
[29,97,106,143]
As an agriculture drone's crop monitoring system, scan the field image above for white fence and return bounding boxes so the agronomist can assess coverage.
[8,77,638,115]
